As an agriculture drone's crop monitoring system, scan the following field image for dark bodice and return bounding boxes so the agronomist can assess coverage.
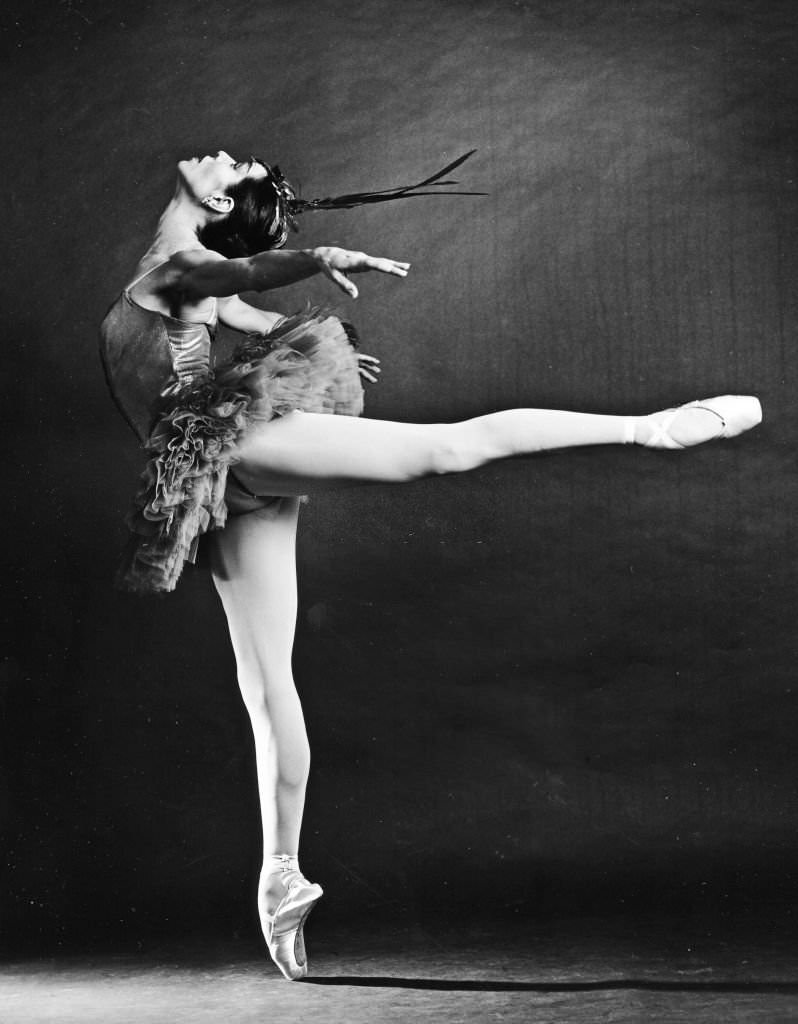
[99,288,216,442]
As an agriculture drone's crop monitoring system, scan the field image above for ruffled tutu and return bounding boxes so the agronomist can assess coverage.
[118,311,365,594]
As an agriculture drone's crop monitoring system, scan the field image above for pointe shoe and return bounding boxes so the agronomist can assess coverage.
[641,395,762,449]
[261,872,323,981]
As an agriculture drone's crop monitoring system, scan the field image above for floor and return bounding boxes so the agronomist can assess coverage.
[4,916,798,1023]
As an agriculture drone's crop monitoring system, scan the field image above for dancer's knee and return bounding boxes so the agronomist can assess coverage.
[238,659,297,716]
[237,661,292,706]
[429,424,488,476]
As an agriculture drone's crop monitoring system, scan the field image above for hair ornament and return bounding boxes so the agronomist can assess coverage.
[291,150,485,215]
[258,151,485,235]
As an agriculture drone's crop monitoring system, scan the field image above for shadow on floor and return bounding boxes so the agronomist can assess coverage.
[305,977,798,994]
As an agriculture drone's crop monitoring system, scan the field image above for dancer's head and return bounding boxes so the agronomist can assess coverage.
[177,148,483,257]
[178,151,296,256]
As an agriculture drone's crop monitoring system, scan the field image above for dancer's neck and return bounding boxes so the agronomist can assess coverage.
[146,188,209,258]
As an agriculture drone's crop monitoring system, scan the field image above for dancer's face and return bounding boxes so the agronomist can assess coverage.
[177,151,269,199]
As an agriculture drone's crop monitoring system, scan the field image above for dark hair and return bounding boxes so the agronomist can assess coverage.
[197,150,483,257]
[197,173,296,257]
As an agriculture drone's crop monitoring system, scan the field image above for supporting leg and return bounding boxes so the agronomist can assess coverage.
[210,497,322,979]
[210,497,306,858]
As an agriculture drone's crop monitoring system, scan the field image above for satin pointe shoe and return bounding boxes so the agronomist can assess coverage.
[261,872,324,981]
[640,395,762,449]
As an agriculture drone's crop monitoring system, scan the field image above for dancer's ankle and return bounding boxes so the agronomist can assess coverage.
[264,853,300,874]
[260,854,302,917]
[622,417,638,444]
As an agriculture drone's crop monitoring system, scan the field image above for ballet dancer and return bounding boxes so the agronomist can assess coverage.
[100,150,762,979]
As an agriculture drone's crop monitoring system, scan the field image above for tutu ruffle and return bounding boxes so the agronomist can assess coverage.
[118,311,365,594]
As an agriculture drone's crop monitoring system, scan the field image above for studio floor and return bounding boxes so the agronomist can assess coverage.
[4,915,798,1024]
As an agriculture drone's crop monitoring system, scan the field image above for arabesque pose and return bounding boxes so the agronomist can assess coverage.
[100,150,762,979]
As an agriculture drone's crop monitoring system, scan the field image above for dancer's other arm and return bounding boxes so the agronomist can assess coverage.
[217,295,284,334]
[216,293,381,382]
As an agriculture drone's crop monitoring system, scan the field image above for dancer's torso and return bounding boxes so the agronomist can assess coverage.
[99,266,218,442]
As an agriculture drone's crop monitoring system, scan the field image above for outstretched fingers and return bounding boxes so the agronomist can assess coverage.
[315,246,411,297]
[353,256,411,277]
[326,266,359,297]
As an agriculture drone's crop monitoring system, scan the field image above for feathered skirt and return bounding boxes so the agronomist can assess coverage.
[118,311,365,594]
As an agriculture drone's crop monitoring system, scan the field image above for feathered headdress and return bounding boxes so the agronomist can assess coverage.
[260,150,485,239]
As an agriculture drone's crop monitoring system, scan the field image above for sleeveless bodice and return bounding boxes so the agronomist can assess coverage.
[100,288,217,442]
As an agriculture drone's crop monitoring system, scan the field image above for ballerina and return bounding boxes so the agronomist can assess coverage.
[100,149,761,979]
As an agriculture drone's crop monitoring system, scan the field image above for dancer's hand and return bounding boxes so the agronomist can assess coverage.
[311,246,410,298]
[357,353,381,383]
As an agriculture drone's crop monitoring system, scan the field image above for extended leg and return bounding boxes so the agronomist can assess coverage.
[233,397,761,496]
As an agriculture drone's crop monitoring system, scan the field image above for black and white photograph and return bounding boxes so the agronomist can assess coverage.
[2,0,797,1020]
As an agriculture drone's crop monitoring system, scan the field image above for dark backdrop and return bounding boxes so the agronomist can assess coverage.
[1,0,796,954]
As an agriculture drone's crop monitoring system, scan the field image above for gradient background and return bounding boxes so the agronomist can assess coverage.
[1,0,796,955]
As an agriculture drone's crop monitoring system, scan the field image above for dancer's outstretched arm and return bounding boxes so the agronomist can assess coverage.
[232,398,762,498]
[172,245,410,300]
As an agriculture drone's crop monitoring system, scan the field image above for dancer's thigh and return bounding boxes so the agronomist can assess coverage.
[210,497,300,680]
[233,411,448,494]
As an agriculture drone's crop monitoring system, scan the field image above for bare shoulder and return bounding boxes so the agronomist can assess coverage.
[168,249,227,272]
[128,249,228,319]
[130,249,227,291]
